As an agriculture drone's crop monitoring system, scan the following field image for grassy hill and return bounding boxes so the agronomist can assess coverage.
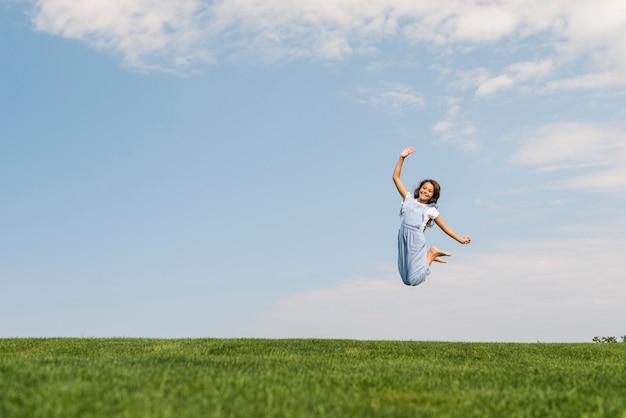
[1,338,625,417]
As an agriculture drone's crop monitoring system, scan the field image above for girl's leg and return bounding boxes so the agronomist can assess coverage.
[427,246,451,265]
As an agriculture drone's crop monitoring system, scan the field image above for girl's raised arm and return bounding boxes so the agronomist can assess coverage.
[393,147,414,198]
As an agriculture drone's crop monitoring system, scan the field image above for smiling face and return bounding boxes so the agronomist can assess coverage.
[414,179,440,204]
[417,182,434,203]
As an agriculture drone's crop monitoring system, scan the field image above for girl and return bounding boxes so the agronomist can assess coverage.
[393,146,471,286]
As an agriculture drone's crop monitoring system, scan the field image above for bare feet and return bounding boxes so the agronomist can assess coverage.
[427,246,451,265]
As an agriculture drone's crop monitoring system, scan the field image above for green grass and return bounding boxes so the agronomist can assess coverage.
[1,339,625,417]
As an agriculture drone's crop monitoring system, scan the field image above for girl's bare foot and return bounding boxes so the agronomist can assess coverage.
[427,246,451,265]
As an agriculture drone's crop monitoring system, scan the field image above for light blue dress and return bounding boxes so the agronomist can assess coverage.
[397,194,438,286]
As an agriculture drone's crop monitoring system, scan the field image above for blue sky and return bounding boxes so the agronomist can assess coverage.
[2,0,625,342]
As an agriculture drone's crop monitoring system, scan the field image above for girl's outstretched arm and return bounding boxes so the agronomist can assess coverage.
[393,147,414,198]
[434,216,471,244]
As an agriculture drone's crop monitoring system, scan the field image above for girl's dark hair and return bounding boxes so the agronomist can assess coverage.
[414,179,440,228]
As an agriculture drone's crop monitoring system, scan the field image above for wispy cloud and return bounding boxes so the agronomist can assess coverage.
[247,233,626,342]
[511,122,626,192]
[355,83,425,115]
[27,0,626,90]
[476,60,555,96]
[539,72,626,94]
[30,0,212,72]
[430,97,478,151]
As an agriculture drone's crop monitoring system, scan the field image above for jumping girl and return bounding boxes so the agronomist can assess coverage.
[393,146,471,286]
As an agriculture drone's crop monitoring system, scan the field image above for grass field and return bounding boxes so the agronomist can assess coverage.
[1,338,625,417]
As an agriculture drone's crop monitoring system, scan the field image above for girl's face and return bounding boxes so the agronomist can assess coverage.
[417,182,435,203]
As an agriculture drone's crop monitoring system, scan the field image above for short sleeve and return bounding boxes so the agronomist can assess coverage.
[426,205,439,220]
[400,192,412,212]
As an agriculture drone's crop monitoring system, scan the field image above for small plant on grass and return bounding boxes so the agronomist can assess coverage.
[593,336,618,343]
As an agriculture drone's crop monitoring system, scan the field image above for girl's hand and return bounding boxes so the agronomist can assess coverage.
[400,147,415,158]
[460,236,471,244]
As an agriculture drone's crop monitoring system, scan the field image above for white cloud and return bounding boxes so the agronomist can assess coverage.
[355,83,425,115]
[557,0,626,68]
[476,74,514,97]
[431,120,452,134]
[430,97,478,151]
[540,72,626,94]
[513,123,617,166]
[26,0,626,88]
[512,122,626,192]
[447,67,491,92]
[444,96,460,118]
[248,233,626,342]
[31,0,212,71]
[365,57,420,72]
[476,60,555,96]
[509,60,555,81]
[447,5,519,42]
